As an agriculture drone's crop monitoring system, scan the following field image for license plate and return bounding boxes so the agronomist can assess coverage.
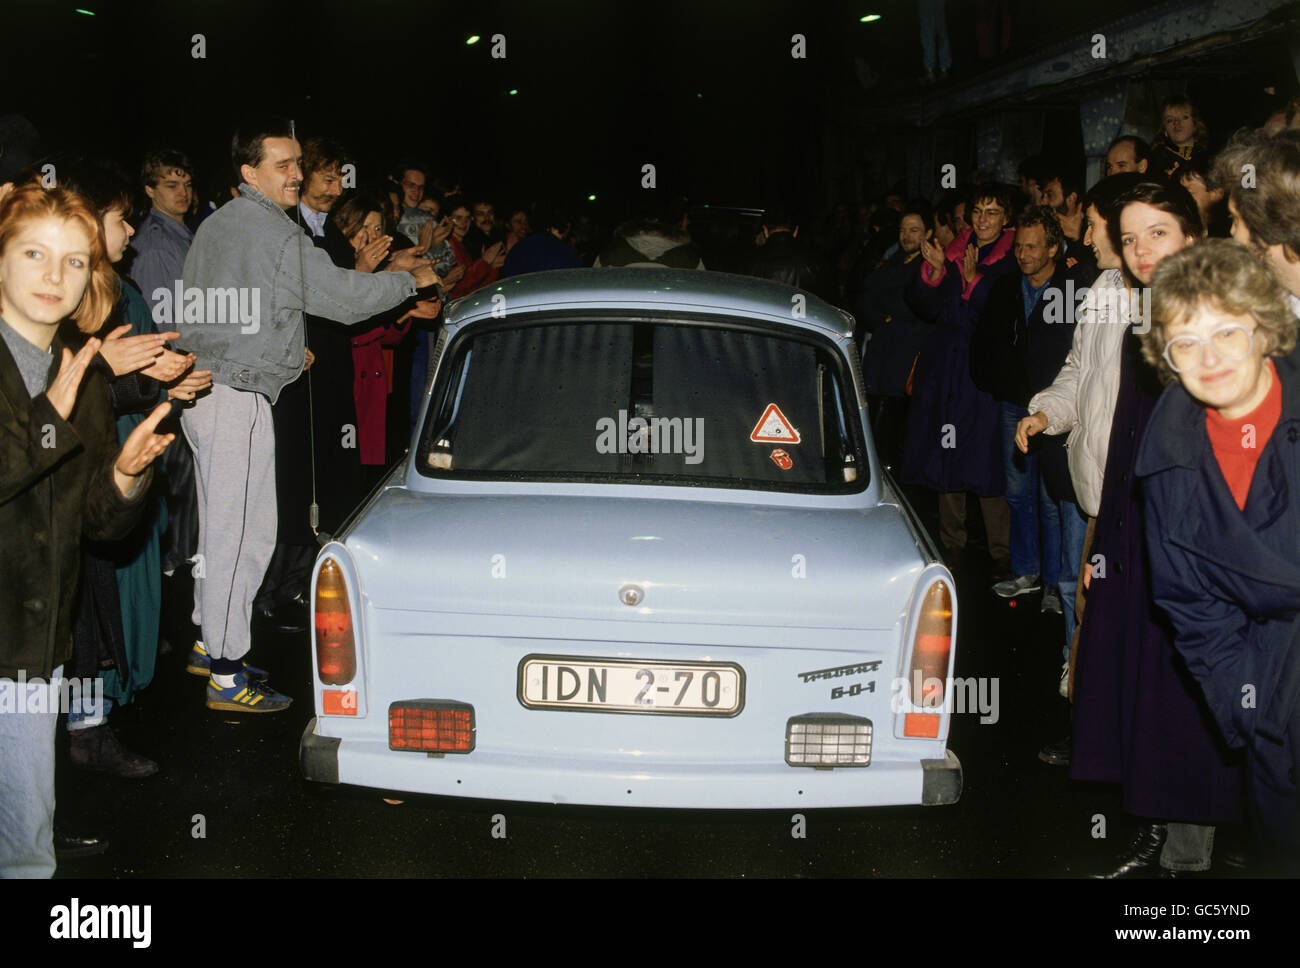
[518,655,744,716]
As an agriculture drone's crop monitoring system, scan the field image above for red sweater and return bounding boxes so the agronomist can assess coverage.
[1205,359,1281,510]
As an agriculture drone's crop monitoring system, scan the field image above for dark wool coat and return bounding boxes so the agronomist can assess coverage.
[1070,332,1245,823]
[272,222,365,539]
[1137,345,1300,847]
[858,249,929,399]
[900,227,1015,496]
[970,260,1087,503]
[0,331,152,680]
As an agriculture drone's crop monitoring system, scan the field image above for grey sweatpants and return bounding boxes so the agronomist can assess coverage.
[181,383,277,662]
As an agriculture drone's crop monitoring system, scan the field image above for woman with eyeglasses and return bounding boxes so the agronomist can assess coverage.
[1070,180,1247,878]
[1137,239,1300,872]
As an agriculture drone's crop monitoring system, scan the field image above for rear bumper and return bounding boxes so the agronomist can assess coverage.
[299,716,962,809]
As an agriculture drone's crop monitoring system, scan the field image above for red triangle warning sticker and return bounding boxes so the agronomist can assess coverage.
[750,403,801,444]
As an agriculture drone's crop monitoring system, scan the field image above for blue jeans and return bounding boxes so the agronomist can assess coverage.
[1001,402,1060,584]
[1057,497,1088,661]
[66,685,111,730]
[0,666,62,878]
[919,0,952,72]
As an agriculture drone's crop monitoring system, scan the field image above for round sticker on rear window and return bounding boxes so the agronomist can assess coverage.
[770,449,793,470]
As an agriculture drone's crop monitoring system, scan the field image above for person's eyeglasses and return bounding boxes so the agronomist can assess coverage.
[451,214,470,222]
[1163,324,1255,372]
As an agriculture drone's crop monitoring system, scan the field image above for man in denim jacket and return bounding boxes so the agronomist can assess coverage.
[170,118,439,712]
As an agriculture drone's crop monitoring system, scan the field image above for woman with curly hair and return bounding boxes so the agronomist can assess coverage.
[1070,180,1247,879]
[1138,238,1300,873]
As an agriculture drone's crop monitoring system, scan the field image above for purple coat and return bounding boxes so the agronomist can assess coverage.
[1070,332,1245,823]
[900,228,1014,496]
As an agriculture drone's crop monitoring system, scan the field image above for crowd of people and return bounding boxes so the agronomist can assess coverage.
[843,93,1300,877]
[0,86,1297,878]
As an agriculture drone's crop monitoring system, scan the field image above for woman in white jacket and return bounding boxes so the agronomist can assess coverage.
[1016,173,1144,701]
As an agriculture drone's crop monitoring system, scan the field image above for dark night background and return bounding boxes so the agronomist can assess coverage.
[7,0,1297,230]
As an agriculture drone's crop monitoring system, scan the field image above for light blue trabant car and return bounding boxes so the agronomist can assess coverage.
[300,268,961,809]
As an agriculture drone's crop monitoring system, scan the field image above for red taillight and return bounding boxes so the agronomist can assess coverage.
[904,581,952,737]
[315,559,356,685]
[388,702,475,753]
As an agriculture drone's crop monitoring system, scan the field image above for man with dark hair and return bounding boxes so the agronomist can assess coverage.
[859,200,932,470]
[1042,162,1096,279]
[747,205,829,299]
[252,134,358,634]
[1105,135,1152,177]
[971,206,1088,622]
[296,136,351,237]
[462,196,503,260]
[501,201,581,277]
[391,160,430,244]
[172,118,440,712]
[130,149,195,319]
[1213,129,1300,308]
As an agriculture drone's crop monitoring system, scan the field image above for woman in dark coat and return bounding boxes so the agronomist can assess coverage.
[1137,239,1300,873]
[1070,181,1244,877]
[902,184,1017,568]
[0,184,174,877]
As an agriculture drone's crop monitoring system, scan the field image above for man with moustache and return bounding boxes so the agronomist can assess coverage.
[1041,163,1097,280]
[172,118,440,712]
[251,136,361,635]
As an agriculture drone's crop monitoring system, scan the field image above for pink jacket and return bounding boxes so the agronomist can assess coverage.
[919,227,1016,301]
[351,319,410,466]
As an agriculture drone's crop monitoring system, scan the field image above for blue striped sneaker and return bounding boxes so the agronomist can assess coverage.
[186,641,268,682]
[205,671,292,713]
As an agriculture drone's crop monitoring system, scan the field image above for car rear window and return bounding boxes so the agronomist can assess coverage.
[417,319,866,492]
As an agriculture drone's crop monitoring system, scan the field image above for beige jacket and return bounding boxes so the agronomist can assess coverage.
[1027,269,1130,517]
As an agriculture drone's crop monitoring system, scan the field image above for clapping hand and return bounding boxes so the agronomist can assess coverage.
[920,234,945,273]
[167,368,213,401]
[113,401,175,497]
[387,246,430,273]
[141,347,195,383]
[961,243,979,284]
[356,234,393,273]
[99,325,178,377]
[46,338,102,420]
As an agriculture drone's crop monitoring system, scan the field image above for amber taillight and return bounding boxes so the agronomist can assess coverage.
[315,559,356,685]
[904,581,952,738]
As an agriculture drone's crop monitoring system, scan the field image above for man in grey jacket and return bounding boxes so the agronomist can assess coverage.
[170,118,439,712]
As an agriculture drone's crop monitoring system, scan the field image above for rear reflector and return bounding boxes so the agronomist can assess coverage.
[786,714,872,767]
[315,559,356,686]
[389,701,475,753]
[322,690,358,716]
[903,713,941,738]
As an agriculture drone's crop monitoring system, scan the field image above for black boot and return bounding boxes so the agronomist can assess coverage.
[69,723,159,779]
[1095,822,1167,878]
